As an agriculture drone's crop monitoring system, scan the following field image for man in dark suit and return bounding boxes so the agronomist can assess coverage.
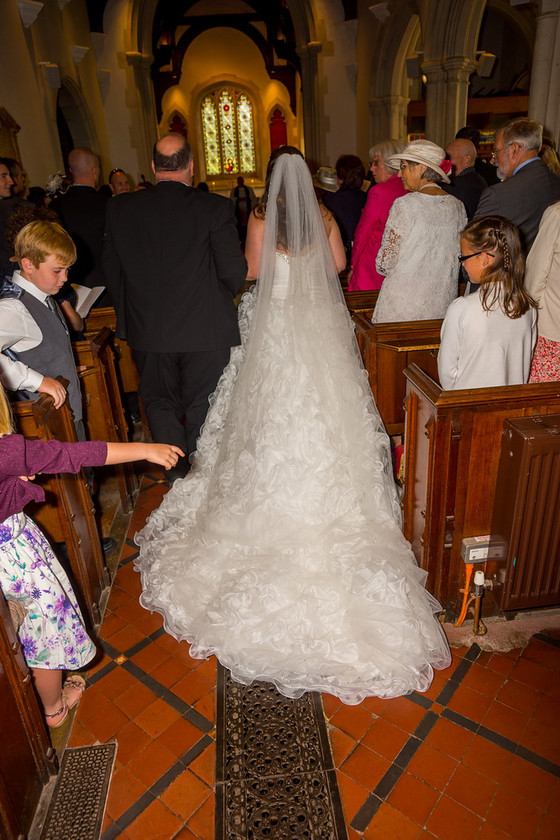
[53,147,110,306]
[443,139,487,220]
[455,126,499,186]
[102,134,247,481]
[474,119,560,254]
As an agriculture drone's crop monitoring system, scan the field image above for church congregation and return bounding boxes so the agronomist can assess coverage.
[1,2,560,838]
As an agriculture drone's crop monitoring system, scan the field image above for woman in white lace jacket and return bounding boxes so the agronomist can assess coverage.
[372,140,467,323]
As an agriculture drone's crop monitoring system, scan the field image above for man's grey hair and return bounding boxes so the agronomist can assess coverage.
[153,137,193,172]
[369,139,406,174]
[499,119,543,153]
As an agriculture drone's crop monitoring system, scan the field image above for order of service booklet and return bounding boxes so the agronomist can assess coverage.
[72,284,105,317]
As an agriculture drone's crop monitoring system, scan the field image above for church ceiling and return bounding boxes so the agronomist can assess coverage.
[152,0,300,118]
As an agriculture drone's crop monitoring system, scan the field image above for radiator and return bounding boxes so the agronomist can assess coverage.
[491,414,560,612]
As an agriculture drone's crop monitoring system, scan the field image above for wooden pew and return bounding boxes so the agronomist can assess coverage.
[353,315,442,434]
[84,307,140,395]
[0,594,57,838]
[238,283,379,317]
[11,392,110,628]
[402,363,560,620]
[344,289,378,318]
[84,308,149,439]
[73,330,136,512]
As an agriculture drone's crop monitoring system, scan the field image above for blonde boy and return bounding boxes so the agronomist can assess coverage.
[0,221,82,422]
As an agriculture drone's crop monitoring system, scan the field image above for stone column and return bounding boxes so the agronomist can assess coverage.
[528,0,560,145]
[422,60,448,146]
[443,57,477,143]
[125,51,158,179]
[369,95,409,146]
[296,41,322,171]
[383,95,409,141]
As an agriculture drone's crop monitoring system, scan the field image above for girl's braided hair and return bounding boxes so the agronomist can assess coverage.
[462,216,535,318]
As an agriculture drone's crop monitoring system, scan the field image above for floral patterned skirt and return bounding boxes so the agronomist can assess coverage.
[529,335,560,383]
[0,512,96,670]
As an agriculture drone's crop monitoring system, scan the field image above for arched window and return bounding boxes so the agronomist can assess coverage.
[269,108,287,151]
[201,88,256,177]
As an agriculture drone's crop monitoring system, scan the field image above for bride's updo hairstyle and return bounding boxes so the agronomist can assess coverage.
[254,145,304,221]
[254,146,311,253]
[462,215,535,318]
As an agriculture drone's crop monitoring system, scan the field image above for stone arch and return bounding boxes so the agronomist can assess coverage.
[57,78,98,167]
[485,0,536,55]
[421,0,485,62]
[367,4,422,143]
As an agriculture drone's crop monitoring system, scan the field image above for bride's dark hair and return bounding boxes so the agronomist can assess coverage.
[254,146,306,252]
[254,146,304,221]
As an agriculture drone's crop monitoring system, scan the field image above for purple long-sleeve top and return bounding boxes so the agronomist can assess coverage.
[349,174,407,291]
[0,434,108,522]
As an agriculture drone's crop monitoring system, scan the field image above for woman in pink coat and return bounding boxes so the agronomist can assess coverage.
[349,139,406,291]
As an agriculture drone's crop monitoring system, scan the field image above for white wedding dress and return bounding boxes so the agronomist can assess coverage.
[135,155,450,704]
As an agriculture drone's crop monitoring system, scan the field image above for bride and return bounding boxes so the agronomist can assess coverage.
[135,146,451,704]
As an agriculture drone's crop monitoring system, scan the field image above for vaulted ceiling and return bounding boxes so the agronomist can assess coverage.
[151,0,301,117]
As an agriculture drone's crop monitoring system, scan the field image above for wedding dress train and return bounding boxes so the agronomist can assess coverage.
[135,245,451,704]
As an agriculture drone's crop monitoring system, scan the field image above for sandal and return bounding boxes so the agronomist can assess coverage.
[45,704,69,729]
[62,675,86,710]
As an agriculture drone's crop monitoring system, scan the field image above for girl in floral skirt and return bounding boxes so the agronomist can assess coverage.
[0,384,183,728]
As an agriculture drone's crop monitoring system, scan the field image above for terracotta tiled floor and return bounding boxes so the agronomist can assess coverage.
[66,472,560,840]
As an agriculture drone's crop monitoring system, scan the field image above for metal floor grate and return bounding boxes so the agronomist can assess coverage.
[39,743,117,840]
[216,666,347,839]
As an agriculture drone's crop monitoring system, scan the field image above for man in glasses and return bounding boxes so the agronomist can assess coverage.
[474,118,560,254]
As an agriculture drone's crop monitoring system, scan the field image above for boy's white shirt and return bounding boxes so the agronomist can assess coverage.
[0,269,49,391]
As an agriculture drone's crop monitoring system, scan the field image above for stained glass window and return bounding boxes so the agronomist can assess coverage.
[201,88,256,177]
[237,94,255,172]
[219,90,238,174]
[202,96,220,175]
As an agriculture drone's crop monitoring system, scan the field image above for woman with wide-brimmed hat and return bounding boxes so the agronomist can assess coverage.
[372,139,467,323]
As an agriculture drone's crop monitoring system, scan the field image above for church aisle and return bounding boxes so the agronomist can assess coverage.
[67,472,560,840]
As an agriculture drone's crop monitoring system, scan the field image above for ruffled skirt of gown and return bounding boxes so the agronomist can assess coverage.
[135,260,451,704]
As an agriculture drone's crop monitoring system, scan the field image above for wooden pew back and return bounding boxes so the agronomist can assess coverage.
[354,315,441,434]
[74,330,136,512]
[344,289,379,319]
[0,593,57,838]
[11,393,109,628]
[84,307,140,394]
[402,364,560,618]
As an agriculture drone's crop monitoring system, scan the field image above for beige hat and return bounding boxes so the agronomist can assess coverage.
[386,139,451,183]
[313,166,338,192]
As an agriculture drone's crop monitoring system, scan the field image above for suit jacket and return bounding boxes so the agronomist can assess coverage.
[102,180,247,354]
[443,169,487,220]
[474,158,560,253]
[53,185,110,296]
[323,186,367,250]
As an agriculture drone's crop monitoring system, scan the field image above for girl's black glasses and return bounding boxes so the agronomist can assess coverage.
[458,251,495,264]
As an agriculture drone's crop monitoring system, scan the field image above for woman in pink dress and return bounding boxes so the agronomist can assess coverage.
[349,139,406,291]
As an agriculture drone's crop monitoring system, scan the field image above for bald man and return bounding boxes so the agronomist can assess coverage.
[53,147,111,305]
[442,138,488,219]
[103,134,247,482]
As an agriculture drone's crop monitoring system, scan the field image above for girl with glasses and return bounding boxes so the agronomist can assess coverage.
[438,216,537,389]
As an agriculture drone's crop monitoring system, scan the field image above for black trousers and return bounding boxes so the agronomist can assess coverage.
[132,347,231,474]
